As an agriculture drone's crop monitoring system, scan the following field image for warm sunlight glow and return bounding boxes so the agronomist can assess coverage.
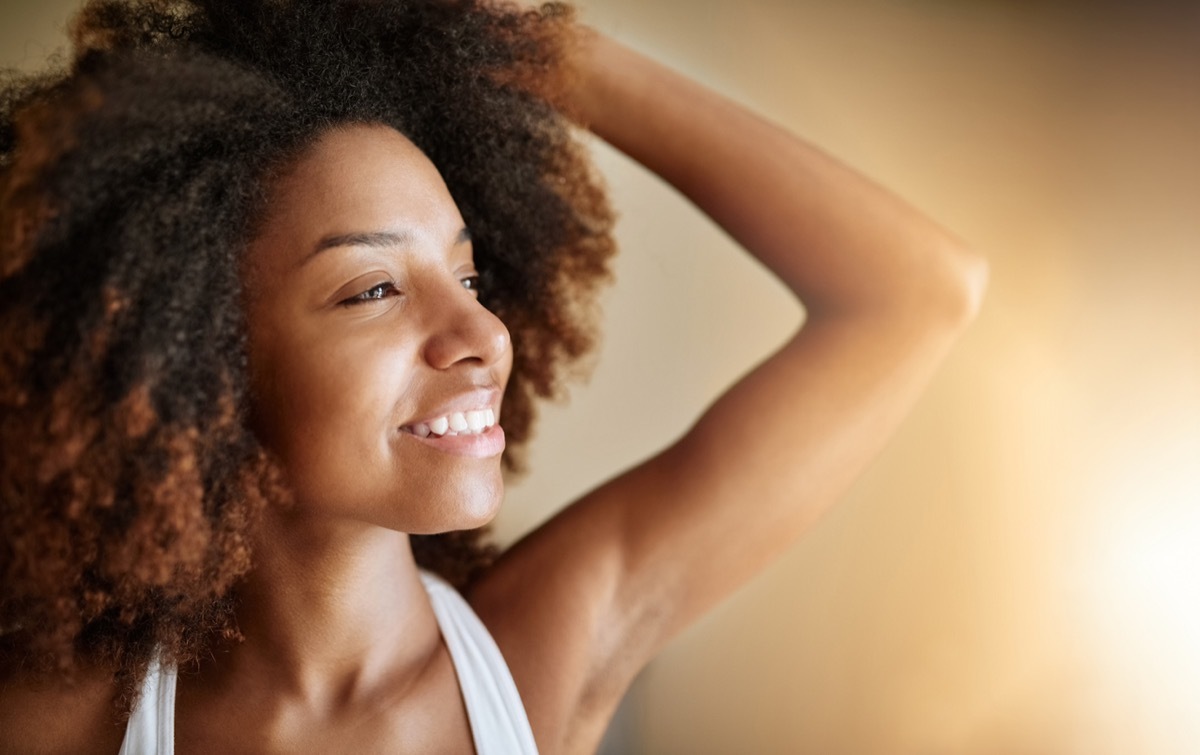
[1084,437,1200,753]
[1102,513,1200,651]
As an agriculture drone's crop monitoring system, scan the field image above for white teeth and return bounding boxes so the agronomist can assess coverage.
[406,408,496,438]
[465,410,485,432]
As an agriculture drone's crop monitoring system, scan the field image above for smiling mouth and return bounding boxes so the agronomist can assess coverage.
[401,409,497,438]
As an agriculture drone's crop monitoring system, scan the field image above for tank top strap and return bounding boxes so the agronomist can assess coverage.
[420,571,540,754]
[117,573,537,754]
[118,655,177,755]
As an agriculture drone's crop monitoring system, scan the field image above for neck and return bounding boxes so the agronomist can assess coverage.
[222,512,441,710]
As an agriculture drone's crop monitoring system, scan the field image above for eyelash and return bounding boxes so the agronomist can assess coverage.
[340,276,481,307]
[342,281,399,306]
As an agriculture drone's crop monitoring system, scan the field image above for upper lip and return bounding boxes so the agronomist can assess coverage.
[400,386,502,428]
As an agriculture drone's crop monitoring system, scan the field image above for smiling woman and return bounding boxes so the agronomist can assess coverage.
[0,1,612,748]
[0,0,984,752]
[243,125,514,533]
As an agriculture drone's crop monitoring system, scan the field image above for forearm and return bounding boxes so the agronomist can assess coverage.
[567,29,986,322]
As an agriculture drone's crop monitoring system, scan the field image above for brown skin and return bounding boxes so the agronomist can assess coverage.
[242,124,511,535]
[172,126,504,752]
[0,665,126,754]
[0,28,986,755]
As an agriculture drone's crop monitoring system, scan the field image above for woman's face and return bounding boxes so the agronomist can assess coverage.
[243,124,512,534]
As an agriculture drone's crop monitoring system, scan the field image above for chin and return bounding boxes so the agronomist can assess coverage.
[401,472,505,535]
[448,491,503,532]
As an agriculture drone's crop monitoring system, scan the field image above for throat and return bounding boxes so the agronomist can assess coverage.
[223,526,443,710]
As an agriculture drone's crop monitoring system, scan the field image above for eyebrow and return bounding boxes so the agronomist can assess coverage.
[302,226,472,266]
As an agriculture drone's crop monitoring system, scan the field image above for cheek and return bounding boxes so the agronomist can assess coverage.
[248,316,411,481]
[243,301,509,531]
[252,358,405,519]
[281,346,401,424]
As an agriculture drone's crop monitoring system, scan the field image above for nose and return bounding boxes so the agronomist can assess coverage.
[421,283,511,372]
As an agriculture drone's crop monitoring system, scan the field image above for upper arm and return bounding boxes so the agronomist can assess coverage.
[471,276,983,749]
[468,27,988,752]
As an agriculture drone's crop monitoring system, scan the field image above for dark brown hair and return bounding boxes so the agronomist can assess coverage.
[0,0,614,706]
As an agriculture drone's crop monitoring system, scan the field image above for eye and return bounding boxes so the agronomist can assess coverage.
[342,281,399,306]
[461,275,482,297]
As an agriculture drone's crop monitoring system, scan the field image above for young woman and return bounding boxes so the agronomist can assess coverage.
[0,0,986,752]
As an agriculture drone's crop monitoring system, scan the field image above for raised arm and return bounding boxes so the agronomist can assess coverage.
[570,32,985,320]
[470,28,987,751]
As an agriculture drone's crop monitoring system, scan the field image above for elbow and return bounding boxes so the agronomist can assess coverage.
[880,241,989,335]
[881,237,990,331]
[800,239,990,330]
[890,240,992,331]
[942,243,989,328]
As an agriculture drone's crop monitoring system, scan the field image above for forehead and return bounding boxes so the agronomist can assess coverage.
[249,124,465,269]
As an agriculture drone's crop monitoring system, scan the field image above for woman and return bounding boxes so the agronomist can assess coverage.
[0,0,986,752]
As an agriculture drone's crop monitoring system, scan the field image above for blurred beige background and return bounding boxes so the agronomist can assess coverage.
[5,1,1199,753]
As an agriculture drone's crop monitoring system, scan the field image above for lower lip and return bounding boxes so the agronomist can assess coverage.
[400,423,506,458]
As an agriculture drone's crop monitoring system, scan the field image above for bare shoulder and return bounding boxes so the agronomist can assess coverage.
[466,503,634,753]
[0,667,125,755]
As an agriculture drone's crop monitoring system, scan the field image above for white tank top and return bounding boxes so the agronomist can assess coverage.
[118,571,539,754]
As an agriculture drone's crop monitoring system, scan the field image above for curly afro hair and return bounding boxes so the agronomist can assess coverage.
[0,0,614,705]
